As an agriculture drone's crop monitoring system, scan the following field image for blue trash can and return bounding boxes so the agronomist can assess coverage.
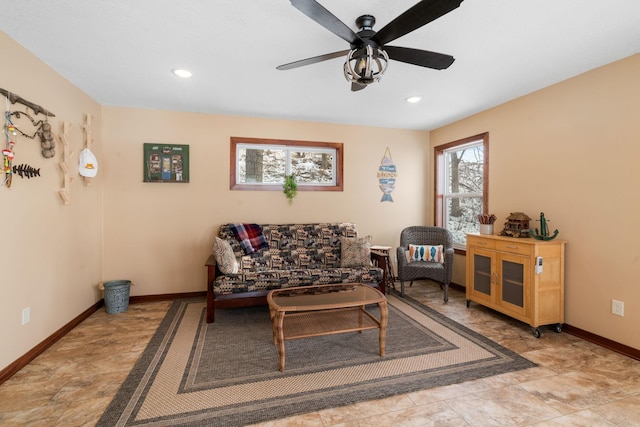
[102,280,131,314]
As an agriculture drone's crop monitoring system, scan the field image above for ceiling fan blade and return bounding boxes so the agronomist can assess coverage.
[385,46,454,69]
[351,82,367,92]
[372,0,463,46]
[290,0,363,45]
[276,50,350,70]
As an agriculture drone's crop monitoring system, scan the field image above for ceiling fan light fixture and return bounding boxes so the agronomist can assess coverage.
[343,45,389,86]
[172,69,193,78]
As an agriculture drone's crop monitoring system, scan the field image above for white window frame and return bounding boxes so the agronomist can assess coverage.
[435,133,489,251]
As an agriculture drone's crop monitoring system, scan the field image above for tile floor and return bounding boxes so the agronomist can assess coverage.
[1,281,639,426]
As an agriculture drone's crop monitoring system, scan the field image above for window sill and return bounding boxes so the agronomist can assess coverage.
[454,247,467,256]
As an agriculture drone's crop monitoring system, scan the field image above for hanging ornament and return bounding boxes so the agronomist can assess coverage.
[12,163,41,179]
[3,110,16,188]
[5,111,56,159]
[39,120,55,158]
[377,147,397,202]
[2,149,14,184]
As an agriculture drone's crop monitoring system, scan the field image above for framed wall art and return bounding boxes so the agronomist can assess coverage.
[143,143,190,183]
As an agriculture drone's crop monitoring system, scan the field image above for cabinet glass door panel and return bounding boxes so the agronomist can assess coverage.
[501,259,524,307]
[473,254,492,296]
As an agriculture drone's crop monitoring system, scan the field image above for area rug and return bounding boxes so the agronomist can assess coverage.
[97,295,535,426]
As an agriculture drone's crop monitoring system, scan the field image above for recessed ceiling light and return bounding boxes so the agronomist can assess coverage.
[172,69,193,78]
[405,96,422,104]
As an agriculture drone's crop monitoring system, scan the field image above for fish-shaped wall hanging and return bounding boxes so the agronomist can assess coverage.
[12,163,41,179]
[377,147,397,202]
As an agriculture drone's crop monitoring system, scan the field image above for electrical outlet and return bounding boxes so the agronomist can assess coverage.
[22,307,30,325]
[612,300,624,317]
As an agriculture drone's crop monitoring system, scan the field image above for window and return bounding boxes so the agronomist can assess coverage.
[230,137,343,191]
[435,133,489,250]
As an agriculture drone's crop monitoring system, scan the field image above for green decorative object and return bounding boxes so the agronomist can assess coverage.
[283,174,297,205]
[530,212,559,241]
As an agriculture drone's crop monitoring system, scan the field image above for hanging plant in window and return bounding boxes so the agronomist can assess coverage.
[283,174,297,205]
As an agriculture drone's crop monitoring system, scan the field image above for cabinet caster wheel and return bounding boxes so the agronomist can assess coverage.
[466,299,470,308]
[555,324,563,333]
[533,328,541,338]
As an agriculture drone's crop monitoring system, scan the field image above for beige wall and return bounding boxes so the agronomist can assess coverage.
[101,108,430,297]
[0,32,103,369]
[431,53,640,350]
[1,29,430,371]
[3,27,639,372]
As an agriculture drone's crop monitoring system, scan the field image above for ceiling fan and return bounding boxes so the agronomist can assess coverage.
[277,0,463,92]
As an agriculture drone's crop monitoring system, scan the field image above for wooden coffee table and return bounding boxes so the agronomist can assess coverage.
[267,283,388,372]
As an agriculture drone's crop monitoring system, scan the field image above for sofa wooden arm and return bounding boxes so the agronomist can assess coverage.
[206,254,217,278]
[205,254,217,323]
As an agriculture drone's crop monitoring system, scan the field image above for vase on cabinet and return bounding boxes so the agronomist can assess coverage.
[479,224,494,235]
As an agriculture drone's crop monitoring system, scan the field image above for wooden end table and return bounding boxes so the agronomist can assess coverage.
[371,245,396,292]
[267,283,388,372]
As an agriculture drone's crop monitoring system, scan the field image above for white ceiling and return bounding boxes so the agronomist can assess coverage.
[1,0,639,130]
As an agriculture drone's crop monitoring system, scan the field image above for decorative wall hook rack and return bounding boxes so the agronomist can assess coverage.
[0,88,56,117]
[82,113,94,186]
[57,121,72,205]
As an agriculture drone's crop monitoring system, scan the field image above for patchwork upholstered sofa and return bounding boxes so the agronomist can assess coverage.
[205,223,387,322]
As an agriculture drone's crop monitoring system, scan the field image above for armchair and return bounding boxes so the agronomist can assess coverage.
[396,226,454,302]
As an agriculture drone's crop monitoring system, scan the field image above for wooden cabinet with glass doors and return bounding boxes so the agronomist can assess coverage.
[466,234,566,338]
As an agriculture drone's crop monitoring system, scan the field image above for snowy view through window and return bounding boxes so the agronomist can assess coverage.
[239,147,335,185]
[445,144,484,248]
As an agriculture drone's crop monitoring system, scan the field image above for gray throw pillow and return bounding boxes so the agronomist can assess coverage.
[214,237,239,274]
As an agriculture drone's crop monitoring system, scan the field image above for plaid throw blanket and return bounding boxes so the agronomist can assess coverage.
[229,223,269,255]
